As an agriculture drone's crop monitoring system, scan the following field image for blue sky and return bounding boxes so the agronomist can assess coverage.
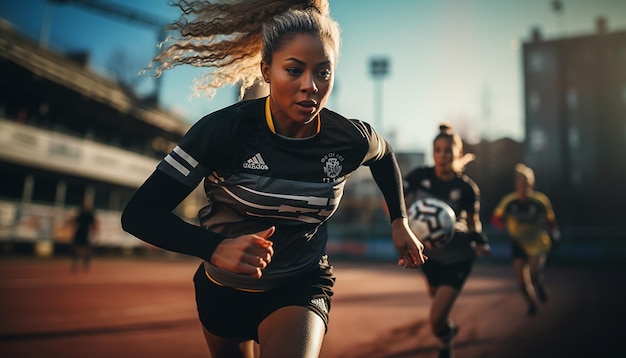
[1,0,625,157]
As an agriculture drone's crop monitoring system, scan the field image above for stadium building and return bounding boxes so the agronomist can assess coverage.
[521,18,626,239]
[0,21,205,255]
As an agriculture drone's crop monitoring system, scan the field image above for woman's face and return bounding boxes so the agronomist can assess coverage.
[433,137,454,175]
[261,33,335,136]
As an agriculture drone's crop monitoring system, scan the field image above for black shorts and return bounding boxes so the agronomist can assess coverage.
[72,236,90,246]
[193,262,335,342]
[421,259,474,290]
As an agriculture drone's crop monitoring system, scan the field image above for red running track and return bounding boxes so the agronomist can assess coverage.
[0,256,624,357]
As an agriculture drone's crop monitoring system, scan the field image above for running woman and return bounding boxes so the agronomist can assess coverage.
[121,1,427,357]
[403,123,491,358]
[491,163,560,316]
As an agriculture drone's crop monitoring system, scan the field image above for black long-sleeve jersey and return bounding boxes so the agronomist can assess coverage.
[122,97,405,290]
[404,166,482,264]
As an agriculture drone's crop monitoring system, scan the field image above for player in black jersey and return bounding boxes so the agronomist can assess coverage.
[121,1,427,357]
[404,124,491,358]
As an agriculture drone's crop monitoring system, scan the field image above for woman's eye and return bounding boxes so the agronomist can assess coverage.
[287,68,302,76]
[318,69,332,79]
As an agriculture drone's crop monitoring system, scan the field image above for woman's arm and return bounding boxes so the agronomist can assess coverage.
[368,153,406,222]
[369,153,427,268]
[466,184,491,256]
[122,170,275,277]
[121,170,226,261]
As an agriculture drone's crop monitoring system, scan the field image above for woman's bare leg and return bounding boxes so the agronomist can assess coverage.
[428,284,461,357]
[513,258,538,315]
[529,254,548,302]
[257,306,325,358]
[201,326,255,358]
[430,285,461,336]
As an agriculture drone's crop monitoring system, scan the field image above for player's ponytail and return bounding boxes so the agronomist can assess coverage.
[145,0,335,99]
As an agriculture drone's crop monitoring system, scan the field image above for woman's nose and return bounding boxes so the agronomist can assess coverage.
[301,73,318,93]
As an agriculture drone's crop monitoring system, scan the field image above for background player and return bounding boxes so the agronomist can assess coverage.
[404,123,491,358]
[121,1,427,357]
[491,163,561,316]
[68,197,98,272]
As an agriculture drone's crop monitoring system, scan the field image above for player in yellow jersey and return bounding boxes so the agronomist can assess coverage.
[491,164,560,316]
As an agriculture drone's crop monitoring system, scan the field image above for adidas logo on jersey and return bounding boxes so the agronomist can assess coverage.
[243,153,269,170]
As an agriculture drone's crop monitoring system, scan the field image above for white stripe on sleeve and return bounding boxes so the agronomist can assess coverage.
[173,146,199,168]
[164,154,191,176]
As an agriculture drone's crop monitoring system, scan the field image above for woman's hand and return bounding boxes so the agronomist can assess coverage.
[391,218,427,268]
[474,243,492,257]
[210,227,275,278]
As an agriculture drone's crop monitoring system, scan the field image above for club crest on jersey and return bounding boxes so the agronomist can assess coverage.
[450,188,461,202]
[321,152,344,182]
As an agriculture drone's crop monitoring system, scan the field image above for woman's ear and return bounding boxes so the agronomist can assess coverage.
[260,61,270,83]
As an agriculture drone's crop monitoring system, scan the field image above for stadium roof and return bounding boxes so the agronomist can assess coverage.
[0,20,189,136]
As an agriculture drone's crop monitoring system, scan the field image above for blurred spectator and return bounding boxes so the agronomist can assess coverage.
[68,197,98,272]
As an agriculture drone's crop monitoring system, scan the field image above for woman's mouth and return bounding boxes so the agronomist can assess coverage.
[297,100,317,111]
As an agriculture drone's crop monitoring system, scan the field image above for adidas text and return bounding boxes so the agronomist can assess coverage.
[243,153,269,170]
[243,163,269,170]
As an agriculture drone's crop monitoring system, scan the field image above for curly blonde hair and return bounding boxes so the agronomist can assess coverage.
[147,0,337,99]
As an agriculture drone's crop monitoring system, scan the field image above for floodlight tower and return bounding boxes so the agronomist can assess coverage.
[369,57,390,133]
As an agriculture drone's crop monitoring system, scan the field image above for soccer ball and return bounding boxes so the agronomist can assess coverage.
[407,197,456,250]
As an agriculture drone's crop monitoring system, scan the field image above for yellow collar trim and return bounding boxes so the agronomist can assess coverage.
[264,96,320,135]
